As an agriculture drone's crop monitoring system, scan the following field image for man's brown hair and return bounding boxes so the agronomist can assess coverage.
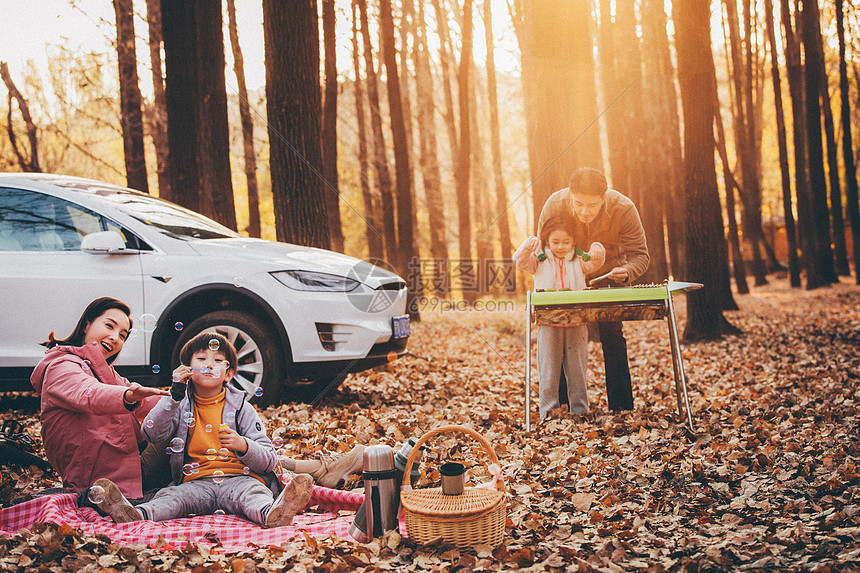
[569,167,608,196]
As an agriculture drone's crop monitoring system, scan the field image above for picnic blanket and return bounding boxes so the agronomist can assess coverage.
[0,485,380,552]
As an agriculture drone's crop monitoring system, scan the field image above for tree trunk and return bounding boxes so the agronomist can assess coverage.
[781,0,818,289]
[413,0,449,295]
[262,0,329,248]
[430,0,459,163]
[379,0,422,317]
[322,0,344,252]
[836,0,860,284]
[226,0,261,238]
[470,60,494,298]
[483,0,513,293]
[144,0,171,198]
[616,2,668,284]
[801,0,837,286]
[764,0,801,287]
[598,0,628,193]
[113,0,149,193]
[0,62,41,172]
[806,2,849,276]
[455,0,477,305]
[358,0,397,263]
[514,0,603,232]
[724,0,768,286]
[162,1,236,230]
[713,73,750,298]
[674,0,739,341]
[351,0,384,261]
[162,1,199,210]
[641,0,686,279]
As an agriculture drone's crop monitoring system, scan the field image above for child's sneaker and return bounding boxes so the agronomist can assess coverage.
[91,478,141,523]
[311,445,365,489]
[265,473,313,528]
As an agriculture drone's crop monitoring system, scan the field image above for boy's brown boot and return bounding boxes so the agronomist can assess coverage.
[264,473,313,528]
[91,478,142,523]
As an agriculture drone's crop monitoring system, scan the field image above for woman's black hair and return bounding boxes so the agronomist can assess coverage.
[179,332,238,377]
[539,213,575,250]
[40,297,133,365]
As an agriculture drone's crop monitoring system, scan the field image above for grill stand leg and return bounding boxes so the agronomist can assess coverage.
[525,291,532,432]
[666,291,694,431]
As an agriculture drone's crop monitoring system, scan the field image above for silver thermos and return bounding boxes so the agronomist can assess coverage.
[357,445,399,539]
[349,439,422,543]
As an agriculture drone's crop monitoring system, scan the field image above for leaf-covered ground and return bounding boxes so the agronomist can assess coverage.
[1,276,859,572]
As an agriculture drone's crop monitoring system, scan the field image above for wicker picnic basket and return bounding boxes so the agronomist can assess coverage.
[399,425,506,549]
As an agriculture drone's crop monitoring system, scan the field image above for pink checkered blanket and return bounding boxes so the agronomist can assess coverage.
[0,486,373,551]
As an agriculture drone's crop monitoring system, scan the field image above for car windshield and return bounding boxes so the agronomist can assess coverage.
[53,179,241,240]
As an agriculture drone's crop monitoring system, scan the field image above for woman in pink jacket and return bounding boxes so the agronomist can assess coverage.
[30,297,169,500]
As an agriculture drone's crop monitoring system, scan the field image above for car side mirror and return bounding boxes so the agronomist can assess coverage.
[81,231,133,254]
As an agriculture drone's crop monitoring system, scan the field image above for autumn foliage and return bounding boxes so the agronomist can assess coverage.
[1,276,859,571]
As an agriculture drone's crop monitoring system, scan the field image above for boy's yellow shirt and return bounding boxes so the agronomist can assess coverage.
[183,388,265,485]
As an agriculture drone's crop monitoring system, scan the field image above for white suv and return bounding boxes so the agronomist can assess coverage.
[0,174,411,404]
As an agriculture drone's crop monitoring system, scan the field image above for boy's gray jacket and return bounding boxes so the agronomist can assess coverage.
[142,384,281,495]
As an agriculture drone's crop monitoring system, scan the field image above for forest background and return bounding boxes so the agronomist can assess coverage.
[2,0,860,339]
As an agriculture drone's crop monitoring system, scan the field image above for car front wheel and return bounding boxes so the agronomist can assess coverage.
[171,310,285,406]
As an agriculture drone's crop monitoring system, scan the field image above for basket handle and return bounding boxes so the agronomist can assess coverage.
[402,424,504,492]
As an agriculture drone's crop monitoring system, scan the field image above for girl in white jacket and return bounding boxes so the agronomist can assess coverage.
[514,214,605,419]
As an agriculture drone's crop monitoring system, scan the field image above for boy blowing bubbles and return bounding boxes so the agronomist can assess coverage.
[92,332,314,528]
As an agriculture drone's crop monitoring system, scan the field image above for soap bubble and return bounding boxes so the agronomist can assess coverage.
[214,509,226,515]
[213,470,225,484]
[242,466,250,476]
[206,448,218,461]
[84,387,93,397]
[183,412,195,427]
[272,437,283,448]
[140,314,158,333]
[152,365,161,374]
[254,387,264,397]
[233,276,244,288]
[174,322,183,331]
[170,437,184,453]
[212,368,222,377]
[145,419,154,429]
[183,463,194,476]
[204,424,213,433]
[208,338,220,351]
[87,485,105,505]
[218,447,230,460]
[191,462,200,474]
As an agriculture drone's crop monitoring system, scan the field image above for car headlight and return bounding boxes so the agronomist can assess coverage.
[271,270,361,292]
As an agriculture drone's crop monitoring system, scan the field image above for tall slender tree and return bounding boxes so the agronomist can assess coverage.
[431,0,459,163]
[144,0,171,197]
[483,0,513,287]
[641,0,686,278]
[227,0,261,238]
[674,0,739,341]
[511,0,603,232]
[322,0,344,252]
[724,0,767,285]
[379,0,422,316]
[413,0,449,295]
[781,0,819,288]
[801,0,837,286]
[455,0,477,305]
[358,0,397,262]
[162,1,236,230]
[113,0,148,193]
[836,0,860,284]
[351,0,384,261]
[764,0,801,287]
[262,0,329,247]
